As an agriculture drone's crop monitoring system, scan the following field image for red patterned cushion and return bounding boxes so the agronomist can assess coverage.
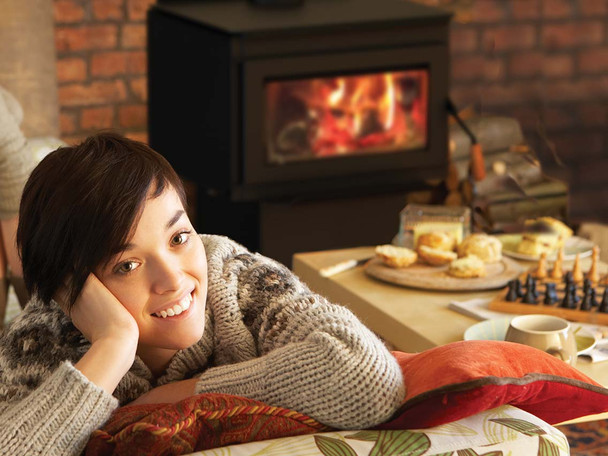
[85,394,329,456]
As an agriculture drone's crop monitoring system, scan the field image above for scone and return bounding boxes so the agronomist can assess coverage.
[375,245,417,268]
[524,216,573,240]
[416,231,456,252]
[457,233,502,263]
[517,233,559,256]
[417,245,457,266]
[448,255,486,278]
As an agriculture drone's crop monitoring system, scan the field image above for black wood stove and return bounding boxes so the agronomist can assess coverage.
[148,0,451,265]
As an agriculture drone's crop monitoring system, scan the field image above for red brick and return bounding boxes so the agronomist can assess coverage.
[543,54,574,78]
[91,52,126,77]
[471,0,507,23]
[483,58,505,81]
[129,77,148,101]
[541,0,573,18]
[59,80,128,106]
[509,51,544,78]
[542,77,608,102]
[540,107,577,128]
[451,55,486,81]
[56,57,87,82]
[91,51,146,77]
[509,106,543,131]
[542,22,604,49]
[53,0,86,23]
[59,111,77,135]
[477,82,541,105]
[121,24,146,48]
[119,105,147,128]
[124,131,149,144]
[578,103,608,127]
[450,27,479,54]
[580,0,608,15]
[482,25,537,52]
[81,106,115,129]
[579,47,608,74]
[449,85,482,107]
[61,134,89,145]
[511,0,541,19]
[55,25,118,52]
[127,0,155,21]
[93,0,124,20]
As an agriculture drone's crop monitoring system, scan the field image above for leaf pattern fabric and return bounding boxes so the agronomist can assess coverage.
[190,405,570,456]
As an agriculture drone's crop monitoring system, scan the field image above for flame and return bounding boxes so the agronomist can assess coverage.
[268,69,428,159]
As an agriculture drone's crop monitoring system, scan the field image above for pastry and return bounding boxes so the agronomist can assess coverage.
[417,245,457,266]
[448,255,486,278]
[457,233,502,263]
[524,216,573,241]
[416,231,456,252]
[375,245,417,268]
[516,233,559,256]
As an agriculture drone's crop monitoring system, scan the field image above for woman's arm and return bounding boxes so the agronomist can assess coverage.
[195,242,405,429]
[0,274,139,455]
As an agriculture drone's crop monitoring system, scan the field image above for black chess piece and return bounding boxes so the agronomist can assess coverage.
[599,289,608,313]
[515,278,524,297]
[561,284,577,309]
[583,278,592,294]
[564,271,573,288]
[571,284,581,305]
[580,287,597,311]
[543,282,559,305]
[522,286,538,304]
[524,274,540,298]
[506,280,519,302]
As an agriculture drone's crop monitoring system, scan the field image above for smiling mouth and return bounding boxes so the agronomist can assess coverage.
[152,292,193,318]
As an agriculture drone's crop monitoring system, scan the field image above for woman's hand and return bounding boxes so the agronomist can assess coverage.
[57,274,140,394]
[62,274,139,345]
[129,378,199,405]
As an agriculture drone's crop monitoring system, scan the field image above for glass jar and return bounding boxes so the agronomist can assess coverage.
[397,204,471,248]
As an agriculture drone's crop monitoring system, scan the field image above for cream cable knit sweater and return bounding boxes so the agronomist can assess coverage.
[0,235,405,455]
[0,86,35,219]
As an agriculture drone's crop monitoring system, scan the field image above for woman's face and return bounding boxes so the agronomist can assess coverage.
[97,186,207,370]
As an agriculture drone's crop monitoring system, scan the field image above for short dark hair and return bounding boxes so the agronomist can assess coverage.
[17,132,187,311]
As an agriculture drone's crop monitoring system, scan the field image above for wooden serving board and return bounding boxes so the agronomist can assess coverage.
[489,274,608,325]
[364,256,523,291]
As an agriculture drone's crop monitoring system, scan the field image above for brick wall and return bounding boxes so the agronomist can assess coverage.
[53,0,608,223]
[54,0,153,144]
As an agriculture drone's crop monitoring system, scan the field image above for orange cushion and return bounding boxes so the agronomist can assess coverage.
[377,340,608,429]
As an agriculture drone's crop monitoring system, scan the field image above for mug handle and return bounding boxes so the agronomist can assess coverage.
[546,346,570,362]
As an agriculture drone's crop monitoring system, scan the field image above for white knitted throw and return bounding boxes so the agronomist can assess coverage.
[0,235,405,455]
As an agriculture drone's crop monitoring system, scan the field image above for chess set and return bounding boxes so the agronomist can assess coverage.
[489,245,608,324]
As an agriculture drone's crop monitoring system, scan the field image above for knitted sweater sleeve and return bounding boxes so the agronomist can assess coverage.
[0,361,118,456]
[195,236,405,429]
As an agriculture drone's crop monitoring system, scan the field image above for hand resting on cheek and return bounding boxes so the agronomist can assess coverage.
[55,274,140,394]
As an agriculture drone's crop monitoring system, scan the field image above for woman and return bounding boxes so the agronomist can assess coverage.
[0,132,404,455]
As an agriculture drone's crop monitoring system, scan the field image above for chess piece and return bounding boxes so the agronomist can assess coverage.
[522,286,538,304]
[564,271,573,289]
[506,280,520,302]
[581,287,597,311]
[535,252,548,279]
[543,282,559,305]
[524,274,540,298]
[551,247,564,280]
[560,284,575,309]
[600,289,608,313]
[588,245,600,284]
[572,253,584,283]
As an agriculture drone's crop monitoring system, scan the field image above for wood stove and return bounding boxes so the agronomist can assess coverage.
[148,0,451,265]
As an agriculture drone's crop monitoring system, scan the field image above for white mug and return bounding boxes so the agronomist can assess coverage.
[505,314,577,366]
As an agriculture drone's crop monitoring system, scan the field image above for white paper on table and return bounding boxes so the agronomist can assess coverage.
[449,297,608,363]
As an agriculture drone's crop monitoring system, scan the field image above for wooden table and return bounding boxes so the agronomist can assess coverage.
[293,246,608,387]
[294,246,608,423]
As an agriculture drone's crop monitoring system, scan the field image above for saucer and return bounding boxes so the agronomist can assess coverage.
[464,317,597,355]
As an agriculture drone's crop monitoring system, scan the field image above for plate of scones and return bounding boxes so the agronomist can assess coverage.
[367,231,524,291]
[495,217,593,261]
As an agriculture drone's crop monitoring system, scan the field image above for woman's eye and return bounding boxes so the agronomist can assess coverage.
[116,261,139,275]
[171,231,191,246]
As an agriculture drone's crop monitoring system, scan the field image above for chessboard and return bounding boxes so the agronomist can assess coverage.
[489,245,608,324]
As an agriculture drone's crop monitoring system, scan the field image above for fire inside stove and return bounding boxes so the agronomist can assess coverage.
[265,69,429,164]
